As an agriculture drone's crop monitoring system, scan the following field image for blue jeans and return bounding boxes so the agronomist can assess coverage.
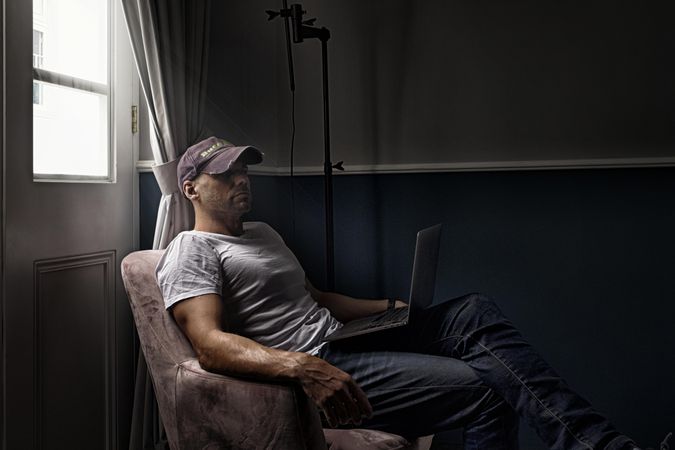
[318,293,635,450]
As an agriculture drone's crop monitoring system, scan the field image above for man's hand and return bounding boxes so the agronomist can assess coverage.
[392,299,408,309]
[291,353,372,428]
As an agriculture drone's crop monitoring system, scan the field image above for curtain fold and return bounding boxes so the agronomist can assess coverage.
[121,0,212,448]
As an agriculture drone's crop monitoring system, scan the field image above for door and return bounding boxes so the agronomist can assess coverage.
[2,0,137,448]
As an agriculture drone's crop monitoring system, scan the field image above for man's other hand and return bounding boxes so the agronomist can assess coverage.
[292,353,373,428]
[393,299,408,309]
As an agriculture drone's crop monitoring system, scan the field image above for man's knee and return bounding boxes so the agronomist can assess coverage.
[426,293,506,342]
[445,293,506,332]
[463,292,498,314]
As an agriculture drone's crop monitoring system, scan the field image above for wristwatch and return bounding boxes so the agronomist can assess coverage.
[387,298,397,310]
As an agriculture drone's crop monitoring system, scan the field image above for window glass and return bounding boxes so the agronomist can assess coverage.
[32,29,43,67]
[33,0,44,15]
[33,0,110,180]
[33,82,108,177]
[36,0,107,83]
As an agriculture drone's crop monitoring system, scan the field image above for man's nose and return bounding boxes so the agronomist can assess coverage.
[234,173,250,187]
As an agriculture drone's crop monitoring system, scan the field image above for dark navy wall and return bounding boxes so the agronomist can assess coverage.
[139,172,162,250]
[139,169,675,448]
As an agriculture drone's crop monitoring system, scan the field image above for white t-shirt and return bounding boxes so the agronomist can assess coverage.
[156,221,341,355]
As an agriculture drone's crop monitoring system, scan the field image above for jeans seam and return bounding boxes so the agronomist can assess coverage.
[438,333,594,450]
[368,385,488,394]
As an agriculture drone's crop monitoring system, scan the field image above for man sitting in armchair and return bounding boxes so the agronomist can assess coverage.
[156,136,669,450]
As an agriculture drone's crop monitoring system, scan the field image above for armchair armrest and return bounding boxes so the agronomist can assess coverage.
[173,359,327,450]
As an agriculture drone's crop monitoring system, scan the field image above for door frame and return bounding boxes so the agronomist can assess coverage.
[1,0,7,445]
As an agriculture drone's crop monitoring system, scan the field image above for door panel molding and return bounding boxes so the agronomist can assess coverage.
[33,251,116,450]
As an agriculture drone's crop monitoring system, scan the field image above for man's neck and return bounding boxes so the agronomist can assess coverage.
[193,215,244,237]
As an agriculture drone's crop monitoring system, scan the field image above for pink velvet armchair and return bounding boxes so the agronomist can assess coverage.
[121,250,433,450]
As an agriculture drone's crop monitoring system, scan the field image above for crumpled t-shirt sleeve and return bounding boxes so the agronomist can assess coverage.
[155,233,222,309]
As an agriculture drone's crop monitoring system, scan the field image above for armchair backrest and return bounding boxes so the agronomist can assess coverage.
[121,250,328,450]
[121,249,191,447]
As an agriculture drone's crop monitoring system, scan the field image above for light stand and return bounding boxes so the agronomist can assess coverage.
[267,2,343,290]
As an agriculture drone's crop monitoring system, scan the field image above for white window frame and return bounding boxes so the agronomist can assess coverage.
[32,0,115,183]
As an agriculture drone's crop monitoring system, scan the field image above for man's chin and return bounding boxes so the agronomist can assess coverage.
[236,200,252,213]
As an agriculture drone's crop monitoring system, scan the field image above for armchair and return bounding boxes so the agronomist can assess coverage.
[121,250,432,450]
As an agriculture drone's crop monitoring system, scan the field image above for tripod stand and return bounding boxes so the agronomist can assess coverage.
[267,2,343,290]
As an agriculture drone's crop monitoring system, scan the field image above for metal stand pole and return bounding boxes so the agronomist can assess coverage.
[267,4,343,290]
[321,37,335,291]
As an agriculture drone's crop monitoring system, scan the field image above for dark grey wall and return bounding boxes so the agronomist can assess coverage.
[206,0,675,168]
[203,0,287,167]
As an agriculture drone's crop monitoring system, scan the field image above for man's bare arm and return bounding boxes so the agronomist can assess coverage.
[171,293,372,427]
[305,278,407,323]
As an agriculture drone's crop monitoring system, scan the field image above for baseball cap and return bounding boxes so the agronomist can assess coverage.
[177,136,263,191]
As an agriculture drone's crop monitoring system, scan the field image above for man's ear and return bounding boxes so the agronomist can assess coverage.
[183,180,198,200]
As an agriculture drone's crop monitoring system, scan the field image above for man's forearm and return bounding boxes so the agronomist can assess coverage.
[315,292,390,323]
[195,327,373,427]
[198,329,305,381]
[172,293,373,427]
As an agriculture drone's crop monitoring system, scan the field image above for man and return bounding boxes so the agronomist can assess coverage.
[157,136,670,450]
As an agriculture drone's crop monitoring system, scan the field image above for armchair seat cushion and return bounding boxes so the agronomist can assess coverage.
[324,429,408,449]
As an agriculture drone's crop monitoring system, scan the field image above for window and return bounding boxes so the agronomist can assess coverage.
[32,30,44,104]
[32,29,43,68]
[32,0,112,181]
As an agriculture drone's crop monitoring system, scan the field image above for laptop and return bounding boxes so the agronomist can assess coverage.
[323,224,442,342]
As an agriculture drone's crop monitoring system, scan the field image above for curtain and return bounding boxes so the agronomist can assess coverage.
[121,1,211,448]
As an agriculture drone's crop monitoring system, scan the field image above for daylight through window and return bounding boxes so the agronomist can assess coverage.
[32,0,111,180]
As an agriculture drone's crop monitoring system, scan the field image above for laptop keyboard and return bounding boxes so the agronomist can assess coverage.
[366,306,409,329]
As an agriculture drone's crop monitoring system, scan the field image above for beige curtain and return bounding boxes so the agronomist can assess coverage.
[121,0,211,447]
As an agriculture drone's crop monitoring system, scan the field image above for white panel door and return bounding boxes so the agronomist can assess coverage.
[2,0,137,448]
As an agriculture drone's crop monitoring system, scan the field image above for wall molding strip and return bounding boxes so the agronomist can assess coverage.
[138,157,675,177]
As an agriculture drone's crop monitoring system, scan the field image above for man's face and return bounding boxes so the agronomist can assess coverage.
[191,161,252,217]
